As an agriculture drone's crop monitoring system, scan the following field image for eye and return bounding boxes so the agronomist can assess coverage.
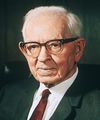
[25,43,40,55]
[49,41,61,48]
[27,44,39,50]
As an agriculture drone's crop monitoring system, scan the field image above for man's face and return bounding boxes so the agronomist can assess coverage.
[20,15,85,87]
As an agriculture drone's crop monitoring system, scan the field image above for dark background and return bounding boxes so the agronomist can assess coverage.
[0,0,100,65]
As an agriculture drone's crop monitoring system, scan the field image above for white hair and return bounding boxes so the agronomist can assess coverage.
[22,6,82,39]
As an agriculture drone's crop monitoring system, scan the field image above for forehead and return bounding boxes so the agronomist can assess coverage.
[23,14,70,42]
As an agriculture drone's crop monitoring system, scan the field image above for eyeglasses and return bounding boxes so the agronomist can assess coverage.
[19,37,79,58]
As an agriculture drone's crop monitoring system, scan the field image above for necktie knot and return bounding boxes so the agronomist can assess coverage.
[42,89,51,99]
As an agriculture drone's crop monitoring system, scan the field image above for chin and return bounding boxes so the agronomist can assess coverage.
[38,76,52,83]
[37,76,60,87]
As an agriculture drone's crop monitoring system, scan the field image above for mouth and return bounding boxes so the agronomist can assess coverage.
[38,67,53,70]
[37,67,57,76]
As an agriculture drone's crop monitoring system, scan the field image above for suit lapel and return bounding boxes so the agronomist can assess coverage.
[50,71,85,120]
[50,93,82,120]
[15,76,39,120]
[15,90,34,120]
[50,94,71,120]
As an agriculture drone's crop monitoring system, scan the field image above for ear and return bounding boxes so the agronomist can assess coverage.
[18,42,29,59]
[75,37,86,62]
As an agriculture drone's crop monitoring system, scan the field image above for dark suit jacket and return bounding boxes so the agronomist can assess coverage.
[0,65,100,120]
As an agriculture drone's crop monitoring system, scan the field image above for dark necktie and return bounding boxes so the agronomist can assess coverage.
[30,89,51,120]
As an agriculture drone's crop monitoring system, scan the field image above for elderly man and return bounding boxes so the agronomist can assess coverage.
[0,6,100,120]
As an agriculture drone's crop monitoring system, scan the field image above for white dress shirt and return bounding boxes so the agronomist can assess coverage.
[27,68,78,120]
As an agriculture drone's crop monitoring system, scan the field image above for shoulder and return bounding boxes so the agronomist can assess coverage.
[74,89,100,120]
[0,76,39,119]
[83,89,100,104]
[0,76,39,102]
[81,89,100,118]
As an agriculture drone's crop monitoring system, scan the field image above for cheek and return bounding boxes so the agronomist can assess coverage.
[56,48,76,78]
[27,57,37,76]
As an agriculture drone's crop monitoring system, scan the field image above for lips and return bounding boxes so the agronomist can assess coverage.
[38,67,53,70]
[37,67,57,76]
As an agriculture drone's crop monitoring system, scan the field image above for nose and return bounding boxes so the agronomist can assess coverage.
[37,46,51,62]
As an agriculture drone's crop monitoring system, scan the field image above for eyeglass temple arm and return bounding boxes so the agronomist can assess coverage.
[62,37,79,44]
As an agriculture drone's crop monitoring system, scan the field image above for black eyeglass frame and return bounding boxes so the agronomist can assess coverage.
[19,37,79,57]
[19,37,79,48]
